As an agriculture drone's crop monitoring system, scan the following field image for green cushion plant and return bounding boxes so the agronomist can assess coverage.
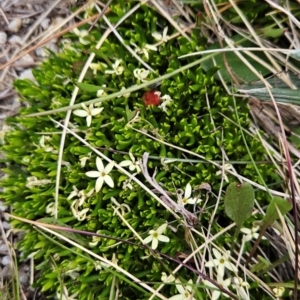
[1,2,282,299]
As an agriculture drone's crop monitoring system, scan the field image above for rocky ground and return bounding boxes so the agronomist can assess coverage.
[0,0,79,298]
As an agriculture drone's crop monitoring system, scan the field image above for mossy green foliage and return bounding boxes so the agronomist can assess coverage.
[1,2,280,299]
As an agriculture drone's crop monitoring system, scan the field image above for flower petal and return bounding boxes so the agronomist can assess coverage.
[240,228,251,234]
[96,157,104,172]
[91,107,104,116]
[119,160,132,167]
[218,264,225,278]
[95,177,104,192]
[143,235,153,245]
[212,248,222,260]
[156,223,167,234]
[224,261,238,273]
[185,183,192,198]
[205,259,219,268]
[152,32,162,40]
[73,110,88,117]
[86,171,100,178]
[158,235,169,243]
[104,175,114,188]
[151,238,158,250]
[86,115,92,127]
[105,161,115,174]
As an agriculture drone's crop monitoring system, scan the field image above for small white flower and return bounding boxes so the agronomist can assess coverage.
[68,186,94,206]
[26,176,51,188]
[80,152,92,168]
[71,199,89,221]
[205,248,238,278]
[158,94,173,112]
[232,277,250,300]
[152,26,169,42]
[131,42,157,60]
[273,287,285,297]
[216,164,232,183]
[86,157,114,192]
[117,86,131,98]
[133,68,150,82]
[89,230,102,247]
[143,223,170,250]
[169,279,196,300]
[122,178,133,190]
[46,202,56,216]
[105,59,124,75]
[89,62,107,75]
[119,153,141,173]
[178,183,201,206]
[96,86,107,98]
[39,135,54,152]
[65,267,80,279]
[241,225,265,242]
[73,103,104,127]
[204,276,231,300]
[73,27,90,45]
[161,272,175,283]
[111,197,131,216]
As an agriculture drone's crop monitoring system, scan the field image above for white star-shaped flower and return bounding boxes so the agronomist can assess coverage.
[205,248,238,277]
[143,223,170,250]
[130,42,157,60]
[133,68,150,82]
[273,287,285,297]
[73,27,90,45]
[71,198,89,221]
[204,276,231,300]
[105,59,124,75]
[119,153,141,173]
[86,157,114,192]
[46,202,56,216]
[89,62,107,75]
[232,277,250,300]
[169,279,196,300]
[152,26,169,43]
[158,94,173,112]
[241,225,264,242]
[178,183,201,206]
[73,103,104,127]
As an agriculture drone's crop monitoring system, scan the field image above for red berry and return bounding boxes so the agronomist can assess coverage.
[142,90,161,107]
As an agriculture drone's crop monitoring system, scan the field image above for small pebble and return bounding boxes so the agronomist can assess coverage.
[41,18,50,30]
[0,200,8,211]
[19,69,35,82]
[0,243,9,252]
[8,18,23,33]
[2,221,11,230]
[9,35,23,45]
[1,255,11,266]
[0,31,7,44]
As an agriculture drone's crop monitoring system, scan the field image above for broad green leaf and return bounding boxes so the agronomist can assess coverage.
[201,35,270,82]
[224,182,254,228]
[76,82,104,92]
[262,196,292,226]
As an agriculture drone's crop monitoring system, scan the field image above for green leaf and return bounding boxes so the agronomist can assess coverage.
[201,35,270,82]
[76,82,105,92]
[263,196,292,226]
[224,182,254,228]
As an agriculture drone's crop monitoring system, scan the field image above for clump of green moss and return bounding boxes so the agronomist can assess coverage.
[1,2,280,299]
